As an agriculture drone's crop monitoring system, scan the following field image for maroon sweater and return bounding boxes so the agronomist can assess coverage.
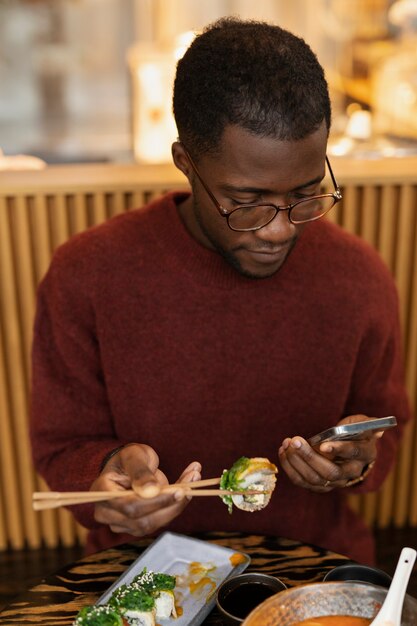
[30,192,411,562]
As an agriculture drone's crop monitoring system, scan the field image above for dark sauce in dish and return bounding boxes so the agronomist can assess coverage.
[221,582,277,619]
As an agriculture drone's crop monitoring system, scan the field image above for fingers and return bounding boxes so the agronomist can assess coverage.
[278,437,364,492]
[334,415,386,444]
[92,444,160,502]
[92,450,202,537]
[94,488,186,536]
[116,494,193,537]
[122,462,202,534]
[279,414,386,493]
[319,434,380,464]
[101,443,159,474]
[178,461,202,482]
[116,444,161,495]
[279,437,339,491]
[172,461,202,500]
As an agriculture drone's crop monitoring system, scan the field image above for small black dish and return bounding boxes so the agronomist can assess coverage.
[323,563,392,588]
[216,572,287,625]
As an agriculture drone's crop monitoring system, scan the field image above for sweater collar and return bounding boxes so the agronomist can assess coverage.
[148,191,309,290]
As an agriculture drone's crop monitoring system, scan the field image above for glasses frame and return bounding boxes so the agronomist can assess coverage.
[182,144,343,232]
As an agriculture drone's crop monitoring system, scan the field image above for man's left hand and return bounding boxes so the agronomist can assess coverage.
[278,414,383,492]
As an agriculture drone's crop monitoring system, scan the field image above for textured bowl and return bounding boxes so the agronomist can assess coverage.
[216,572,287,625]
[323,563,392,588]
[241,581,417,626]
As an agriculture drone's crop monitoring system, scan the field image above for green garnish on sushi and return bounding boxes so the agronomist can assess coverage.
[133,568,176,592]
[109,584,155,612]
[73,604,125,626]
[220,456,250,513]
[131,568,177,619]
[220,456,277,513]
[74,569,177,626]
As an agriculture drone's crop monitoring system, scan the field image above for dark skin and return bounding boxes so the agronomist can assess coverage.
[278,415,383,493]
[173,124,314,279]
[92,444,202,536]
[91,123,383,536]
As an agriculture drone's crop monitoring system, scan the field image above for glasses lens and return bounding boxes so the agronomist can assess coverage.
[290,196,335,224]
[227,196,337,231]
[228,205,277,231]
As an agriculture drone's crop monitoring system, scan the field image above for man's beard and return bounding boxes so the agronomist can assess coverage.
[192,195,297,279]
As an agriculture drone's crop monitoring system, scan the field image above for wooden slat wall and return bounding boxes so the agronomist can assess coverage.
[0,158,416,549]
[326,182,417,529]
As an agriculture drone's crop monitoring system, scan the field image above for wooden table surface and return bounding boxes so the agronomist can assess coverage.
[0,532,350,625]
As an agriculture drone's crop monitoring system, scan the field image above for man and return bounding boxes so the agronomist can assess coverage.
[30,17,411,563]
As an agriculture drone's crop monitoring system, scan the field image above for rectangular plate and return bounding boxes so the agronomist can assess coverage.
[97,531,250,626]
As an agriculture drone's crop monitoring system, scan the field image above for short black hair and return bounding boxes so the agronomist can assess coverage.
[173,17,331,159]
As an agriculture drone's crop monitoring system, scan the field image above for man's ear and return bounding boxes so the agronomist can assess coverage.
[171,141,192,183]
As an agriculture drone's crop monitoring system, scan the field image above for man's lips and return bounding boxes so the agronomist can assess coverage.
[247,249,284,255]
[243,246,289,263]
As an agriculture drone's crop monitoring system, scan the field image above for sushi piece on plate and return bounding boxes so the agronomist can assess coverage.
[109,584,156,626]
[73,604,127,625]
[132,569,177,619]
[220,456,277,513]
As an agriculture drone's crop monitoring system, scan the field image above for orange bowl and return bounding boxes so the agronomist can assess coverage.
[242,582,417,626]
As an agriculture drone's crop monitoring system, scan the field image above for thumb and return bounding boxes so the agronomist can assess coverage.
[119,444,161,496]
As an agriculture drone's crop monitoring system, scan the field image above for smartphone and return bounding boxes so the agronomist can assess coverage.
[307,416,397,447]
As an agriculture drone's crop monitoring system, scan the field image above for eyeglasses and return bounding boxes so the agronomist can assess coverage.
[182,145,342,232]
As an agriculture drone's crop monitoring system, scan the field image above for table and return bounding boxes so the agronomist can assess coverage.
[0,532,350,625]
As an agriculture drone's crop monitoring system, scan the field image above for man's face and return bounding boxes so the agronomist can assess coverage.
[174,123,329,279]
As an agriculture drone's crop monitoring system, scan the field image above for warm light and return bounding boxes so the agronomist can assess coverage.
[127,32,196,164]
[134,60,177,163]
[0,147,46,170]
[345,109,372,140]
[174,31,197,61]
[127,43,177,163]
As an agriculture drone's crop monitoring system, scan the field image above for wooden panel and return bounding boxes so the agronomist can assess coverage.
[0,159,416,548]
[0,325,23,549]
[393,188,416,527]
[0,197,40,548]
[326,177,417,529]
[360,186,379,248]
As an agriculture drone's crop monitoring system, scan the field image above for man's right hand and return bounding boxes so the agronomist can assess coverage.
[91,443,201,537]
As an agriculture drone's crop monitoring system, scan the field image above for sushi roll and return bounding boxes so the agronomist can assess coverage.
[73,604,126,625]
[132,569,177,619]
[220,456,277,513]
[109,583,156,626]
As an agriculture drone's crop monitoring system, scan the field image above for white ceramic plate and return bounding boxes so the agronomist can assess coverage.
[97,531,251,625]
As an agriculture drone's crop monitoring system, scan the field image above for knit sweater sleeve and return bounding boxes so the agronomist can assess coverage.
[30,243,124,529]
[342,275,412,494]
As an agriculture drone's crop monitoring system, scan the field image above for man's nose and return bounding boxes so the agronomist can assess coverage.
[255,207,296,242]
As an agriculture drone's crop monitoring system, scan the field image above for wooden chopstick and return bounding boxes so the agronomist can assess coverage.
[32,485,269,511]
[162,477,221,490]
[32,490,134,500]
[32,478,222,506]
[33,493,129,510]
[175,489,269,497]
[32,477,221,501]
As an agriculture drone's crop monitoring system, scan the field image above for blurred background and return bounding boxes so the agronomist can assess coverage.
[1,0,417,165]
